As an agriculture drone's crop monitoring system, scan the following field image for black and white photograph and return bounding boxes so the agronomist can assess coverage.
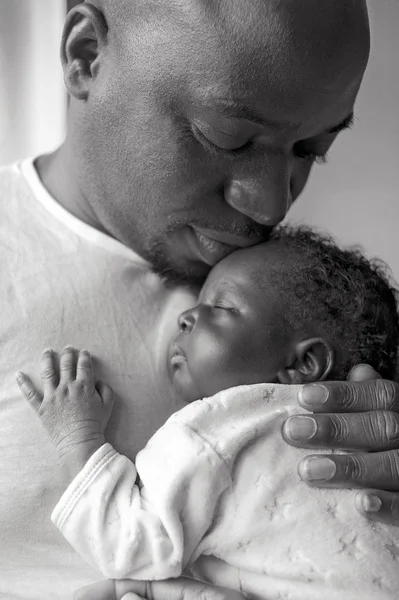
[0,1,398,599]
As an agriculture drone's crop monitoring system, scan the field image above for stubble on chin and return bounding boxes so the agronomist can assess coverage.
[148,238,209,289]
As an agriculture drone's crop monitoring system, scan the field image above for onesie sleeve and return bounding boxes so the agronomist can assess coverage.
[51,418,232,580]
[51,386,289,581]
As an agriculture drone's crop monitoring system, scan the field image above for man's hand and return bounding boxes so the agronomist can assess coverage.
[16,346,114,478]
[282,363,399,525]
[74,577,246,600]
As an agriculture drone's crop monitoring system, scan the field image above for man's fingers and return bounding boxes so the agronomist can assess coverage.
[40,348,58,392]
[76,349,94,383]
[75,578,246,600]
[115,577,246,600]
[355,489,399,525]
[15,371,43,411]
[296,379,399,413]
[282,411,399,451]
[59,345,76,383]
[297,450,399,491]
[347,363,382,382]
[122,595,142,600]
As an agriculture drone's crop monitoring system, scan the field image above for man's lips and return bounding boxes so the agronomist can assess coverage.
[194,227,268,248]
[190,227,269,267]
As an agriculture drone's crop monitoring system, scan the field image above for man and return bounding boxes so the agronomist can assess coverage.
[1,1,398,599]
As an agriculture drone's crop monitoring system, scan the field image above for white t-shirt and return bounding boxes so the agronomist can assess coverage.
[51,384,399,600]
[0,159,195,600]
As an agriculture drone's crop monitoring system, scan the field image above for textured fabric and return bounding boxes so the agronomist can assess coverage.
[0,159,194,600]
[52,384,399,600]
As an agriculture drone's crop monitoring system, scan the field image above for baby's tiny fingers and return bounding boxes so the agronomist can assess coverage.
[40,348,58,392]
[96,380,114,410]
[76,350,94,383]
[60,346,76,382]
[16,371,43,411]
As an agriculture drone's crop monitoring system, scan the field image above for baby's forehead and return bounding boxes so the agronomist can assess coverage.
[223,241,293,273]
[206,241,294,290]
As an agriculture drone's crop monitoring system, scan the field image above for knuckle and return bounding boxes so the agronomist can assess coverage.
[24,387,37,401]
[369,411,399,447]
[41,367,55,380]
[375,380,397,410]
[329,415,351,443]
[342,455,368,482]
[339,383,362,411]
[60,363,73,371]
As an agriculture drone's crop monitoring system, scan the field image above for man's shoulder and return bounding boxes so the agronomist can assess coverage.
[0,160,22,186]
[0,159,32,208]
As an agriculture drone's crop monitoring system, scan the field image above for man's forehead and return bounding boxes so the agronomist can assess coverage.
[172,1,368,121]
[102,0,368,134]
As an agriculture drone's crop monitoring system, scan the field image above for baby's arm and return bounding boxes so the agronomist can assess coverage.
[16,347,232,580]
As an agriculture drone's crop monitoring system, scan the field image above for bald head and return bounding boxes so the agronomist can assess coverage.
[57,0,369,284]
[92,0,369,65]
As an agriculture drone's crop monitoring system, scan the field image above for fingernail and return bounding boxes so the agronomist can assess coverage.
[302,457,336,481]
[299,384,329,408]
[285,416,317,441]
[363,494,382,512]
[43,348,53,354]
[349,363,375,376]
[64,345,74,351]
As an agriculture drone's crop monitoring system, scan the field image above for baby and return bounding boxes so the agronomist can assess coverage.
[17,226,399,600]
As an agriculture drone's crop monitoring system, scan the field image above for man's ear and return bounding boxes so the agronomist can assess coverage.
[277,337,335,384]
[61,3,108,100]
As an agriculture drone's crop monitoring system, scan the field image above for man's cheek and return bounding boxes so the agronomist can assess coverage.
[291,161,313,202]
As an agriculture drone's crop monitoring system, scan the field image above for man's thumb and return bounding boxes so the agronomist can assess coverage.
[347,363,382,382]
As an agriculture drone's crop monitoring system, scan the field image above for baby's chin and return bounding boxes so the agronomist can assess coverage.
[171,367,200,404]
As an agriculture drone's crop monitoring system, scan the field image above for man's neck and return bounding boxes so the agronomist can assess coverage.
[34,144,109,236]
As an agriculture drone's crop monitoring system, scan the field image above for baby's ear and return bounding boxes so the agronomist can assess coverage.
[277,337,335,384]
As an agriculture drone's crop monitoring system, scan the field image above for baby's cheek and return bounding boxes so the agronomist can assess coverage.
[189,332,237,398]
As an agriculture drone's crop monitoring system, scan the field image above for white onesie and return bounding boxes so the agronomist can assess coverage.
[52,384,399,600]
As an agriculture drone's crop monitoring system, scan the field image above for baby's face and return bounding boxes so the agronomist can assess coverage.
[168,244,291,403]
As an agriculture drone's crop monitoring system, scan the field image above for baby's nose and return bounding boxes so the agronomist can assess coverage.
[178,310,196,332]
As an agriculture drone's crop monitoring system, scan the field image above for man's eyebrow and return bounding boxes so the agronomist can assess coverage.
[212,101,268,126]
[206,99,355,136]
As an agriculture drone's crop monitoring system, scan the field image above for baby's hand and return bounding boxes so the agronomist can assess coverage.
[16,347,114,465]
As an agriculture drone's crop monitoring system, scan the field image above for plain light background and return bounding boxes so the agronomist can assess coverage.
[0,0,398,276]
[0,0,66,165]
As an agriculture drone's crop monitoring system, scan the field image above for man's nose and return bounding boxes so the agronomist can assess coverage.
[178,309,196,333]
[225,163,291,226]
